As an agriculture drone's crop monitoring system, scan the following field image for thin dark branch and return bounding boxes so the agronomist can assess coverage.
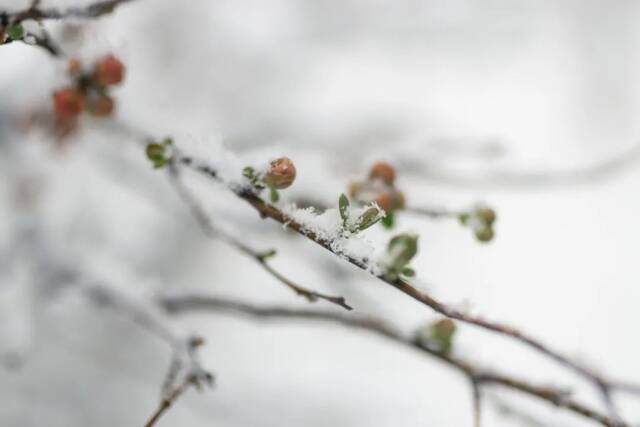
[144,374,195,427]
[167,160,352,310]
[404,205,461,220]
[471,379,482,427]
[4,0,137,23]
[177,151,637,416]
[160,293,626,427]
[0,31,61,56]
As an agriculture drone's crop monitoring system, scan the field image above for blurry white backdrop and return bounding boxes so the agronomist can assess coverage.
[1,0,640,426]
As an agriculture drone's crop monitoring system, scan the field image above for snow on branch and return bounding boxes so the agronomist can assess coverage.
[155,141,637,425]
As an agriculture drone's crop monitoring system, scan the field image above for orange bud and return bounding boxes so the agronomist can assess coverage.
[87,95,115,117]
[369,161,396,184]
[95,55,125,86]
[264,157,296,189]
[376,191,405,212]
[375,192,394,212]
[53,88,85,119]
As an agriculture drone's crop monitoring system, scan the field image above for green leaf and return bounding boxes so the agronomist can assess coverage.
[269,187,279,203]
[401,267,415,277]
[243,166,255,179]
[387,233,419,271]
[430,319,457,355]
[381,212,395,229]
[7,24,24,40]
[355,207,381,231]
[161,137,174,146]
[458,212,469,226]
[474,227,494,243]
[145,143,168,168]
[338,193,350,226]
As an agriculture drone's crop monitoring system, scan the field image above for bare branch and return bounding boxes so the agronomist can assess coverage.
[3,0,138,23]
[160,293,626,427]
[404,205,461,220]
[144,373,195,427]
[471,379,482,427]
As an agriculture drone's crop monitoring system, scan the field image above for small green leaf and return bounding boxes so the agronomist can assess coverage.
[388,234,418,265]
[355,207,382,231]
[339,193,350,226]
[381,212,395,229]
[243,166,255,179]
[458,212,469,226]
[269,187,279,203]
[430,319,457,355]
[145,143,169,168]
[7,24,24,40]
[161,137,174,146]
[401,267,415,277]
[474,227,494,243]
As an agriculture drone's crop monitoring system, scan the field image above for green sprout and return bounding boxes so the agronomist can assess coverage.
[383,233,418,281]
[338,194,383,234]
[145,137,173,169]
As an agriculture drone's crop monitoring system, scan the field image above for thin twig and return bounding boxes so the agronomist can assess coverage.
[471,379,482,427]
[3,0,137,23]
[404,205,461,220]
[1,0,139,57]
[160,293,626,427]
[167,160,352,310]
[176,151,637,417]
[144,374,195,427]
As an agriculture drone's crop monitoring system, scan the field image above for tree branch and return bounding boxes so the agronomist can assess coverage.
[166,160,352,310]
[3,0,138,23]
[160,293,626,427]
[175,151,637,418]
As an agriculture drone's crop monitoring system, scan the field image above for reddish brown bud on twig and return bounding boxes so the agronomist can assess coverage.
[87,95,115,117]
[53,88,85,119]
[375,192,394,212]
[264,157,296,189]
[95,55,125,86]
[369,161,396,184]
[375,191,405,212]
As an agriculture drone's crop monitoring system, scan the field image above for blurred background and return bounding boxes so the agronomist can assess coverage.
[1,0,640,425]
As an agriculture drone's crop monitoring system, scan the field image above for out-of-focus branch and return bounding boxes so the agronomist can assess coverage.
[81,280,213,382]
[404,205,461,220]
[489,394,564,427]
[167,161,352,311]
[160,293,625,427]
[72,278,213,426]
[143,373,195,427]
[175,150,638,419]
[471,379,483,427]
[3,0,137,23]
[405,142,640,189]
[1,0,139,56]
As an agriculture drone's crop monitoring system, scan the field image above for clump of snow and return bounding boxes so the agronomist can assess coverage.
[281,204,386,276]
[175,136,253,189]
